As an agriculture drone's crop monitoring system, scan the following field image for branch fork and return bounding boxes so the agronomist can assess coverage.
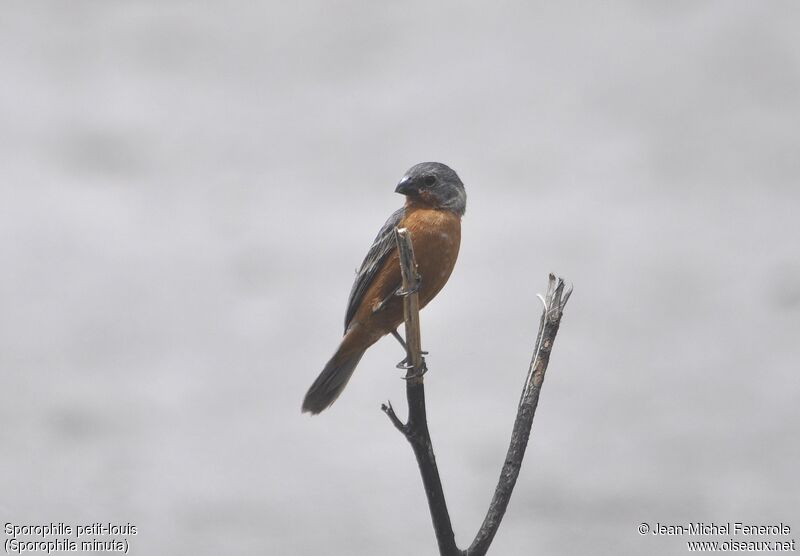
[383,226,571,556]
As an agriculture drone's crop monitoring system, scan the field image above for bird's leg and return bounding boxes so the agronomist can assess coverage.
[372,288,398,313]
[392,328,428,370]
[373,275,422,314]
[392,328,429,354]
[390,328,407,350]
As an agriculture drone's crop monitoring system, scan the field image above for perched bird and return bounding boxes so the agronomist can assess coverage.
[302,162,466,414]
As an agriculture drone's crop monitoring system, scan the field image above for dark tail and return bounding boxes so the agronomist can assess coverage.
[302,347,366,414]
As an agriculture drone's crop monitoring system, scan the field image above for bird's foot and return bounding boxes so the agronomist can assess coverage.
[395,347,429,369]
[396,356,428,378]
[396,357,413,369]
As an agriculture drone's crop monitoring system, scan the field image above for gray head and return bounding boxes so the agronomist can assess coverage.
[394,162,466,216]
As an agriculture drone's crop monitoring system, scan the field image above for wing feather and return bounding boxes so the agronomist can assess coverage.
[344,207,405,331]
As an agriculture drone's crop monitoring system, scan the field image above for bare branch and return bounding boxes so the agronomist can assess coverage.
[467,273,571,555]
[394,227,424,380]
[380,401,406,434]
[384,227,572,556]
[385,227,460,556]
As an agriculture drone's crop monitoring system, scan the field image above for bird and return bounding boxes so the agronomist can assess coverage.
[302,162,466,414]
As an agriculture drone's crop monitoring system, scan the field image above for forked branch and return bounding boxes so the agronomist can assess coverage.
[382,226,571,556]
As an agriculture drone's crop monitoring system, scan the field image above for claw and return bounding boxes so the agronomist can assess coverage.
[401,357,428,379]
[396,357,414,369]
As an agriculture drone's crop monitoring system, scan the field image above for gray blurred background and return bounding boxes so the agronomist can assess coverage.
[1,2,798,555]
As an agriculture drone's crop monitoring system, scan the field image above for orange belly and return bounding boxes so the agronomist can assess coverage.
[345,205,461,348]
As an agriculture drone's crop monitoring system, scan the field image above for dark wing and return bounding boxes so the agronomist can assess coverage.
[344,207,406,331]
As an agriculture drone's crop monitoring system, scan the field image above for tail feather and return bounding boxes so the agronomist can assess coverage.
[302,348,365,414]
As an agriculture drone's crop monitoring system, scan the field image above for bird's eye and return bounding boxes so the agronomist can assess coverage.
[423,175,436,186]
